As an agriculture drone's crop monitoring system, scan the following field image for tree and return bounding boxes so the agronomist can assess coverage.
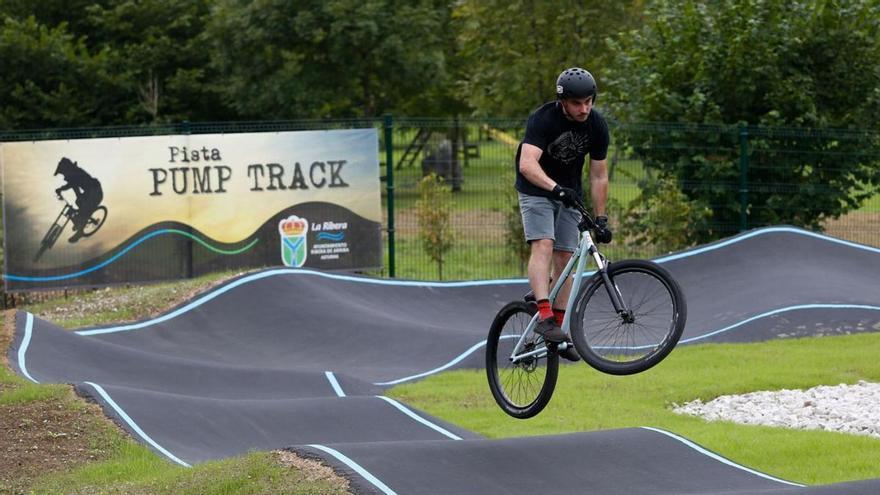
[607,0,880,240]
[84,0,229,122]
[0,15,120,129]
[205,0,453,119]
[0,0,228,128]
[416,173,454,280]
[453,0,644,118]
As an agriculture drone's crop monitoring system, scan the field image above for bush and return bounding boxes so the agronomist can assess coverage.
[416,173,454,280]
[503,190,529,275]
[622,173,712,254]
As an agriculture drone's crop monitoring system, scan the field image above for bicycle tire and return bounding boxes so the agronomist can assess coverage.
[33,224,64,262]
[81,206,108,237]
[570,260,686,375]
[485,301,559,419]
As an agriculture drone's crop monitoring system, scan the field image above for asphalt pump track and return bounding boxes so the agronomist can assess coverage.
[9,227,880,494]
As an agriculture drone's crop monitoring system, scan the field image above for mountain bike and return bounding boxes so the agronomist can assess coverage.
[486,200,687,419]
[33,194,108,262]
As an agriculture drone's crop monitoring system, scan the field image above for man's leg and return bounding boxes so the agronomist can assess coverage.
[550,202,582,319]
[551,250,574,313]
[527,240,567,342]
[527,239,554,302]
[550,249,581,361]
[519,194,566,342]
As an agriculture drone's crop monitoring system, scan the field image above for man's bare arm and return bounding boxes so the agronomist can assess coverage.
[589,158,609,216]
[518,143,557,191]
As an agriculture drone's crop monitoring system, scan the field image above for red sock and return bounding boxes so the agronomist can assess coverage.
[553,308,565,326]
[536,299,553,320]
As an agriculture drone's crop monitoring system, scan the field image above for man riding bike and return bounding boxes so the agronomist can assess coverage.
[54,157,104,243]
[514,67,613,362]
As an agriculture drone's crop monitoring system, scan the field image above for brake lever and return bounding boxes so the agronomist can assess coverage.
[575,202,595,230]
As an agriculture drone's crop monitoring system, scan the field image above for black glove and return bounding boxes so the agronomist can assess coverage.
[593,215,613,244]
[552,184,579,208]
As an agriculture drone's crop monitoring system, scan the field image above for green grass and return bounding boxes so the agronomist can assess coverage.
[20,268,258,330]
[858,191,880,212]
[387,332,880,485]
[0,382,69,405]
[0,344,69,404]
[30,449,347,495]
[386,141,645,213]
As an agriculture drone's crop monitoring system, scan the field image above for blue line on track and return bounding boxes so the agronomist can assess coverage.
[375,396,462,440]
[17,313,39,383]
[83,381,191,467]
[307,444,397,494]
[325,371,346,397]
[640,427,805,486]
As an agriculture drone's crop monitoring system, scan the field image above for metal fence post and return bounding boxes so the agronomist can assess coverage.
[384,114,396,278]
[738,124,749,232]
[181,120,194,277]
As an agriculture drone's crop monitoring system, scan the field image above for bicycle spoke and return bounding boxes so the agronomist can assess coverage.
[576,265,681,365]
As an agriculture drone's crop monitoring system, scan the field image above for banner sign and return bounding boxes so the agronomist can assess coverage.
[1,129,382,290]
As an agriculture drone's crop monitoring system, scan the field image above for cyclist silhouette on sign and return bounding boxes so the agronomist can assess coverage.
[53,157,104,243]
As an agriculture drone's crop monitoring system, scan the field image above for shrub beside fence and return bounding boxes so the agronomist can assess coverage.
[1,117,878,300]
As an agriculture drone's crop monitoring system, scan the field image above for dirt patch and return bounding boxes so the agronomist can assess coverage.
[823,211,880,248]
[1,310,13,367]
[274,450,351,492]
[0,389,116,494]
[0,310,118,494]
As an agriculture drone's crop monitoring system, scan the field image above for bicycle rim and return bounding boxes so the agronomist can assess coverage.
[486,301,558,419]
[572,260,685,375]
[82,206,107,237]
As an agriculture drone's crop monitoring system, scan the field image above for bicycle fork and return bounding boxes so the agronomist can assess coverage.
[591,245,634,323]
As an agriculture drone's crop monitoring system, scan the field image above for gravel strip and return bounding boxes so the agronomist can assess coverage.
[673,381,880,438]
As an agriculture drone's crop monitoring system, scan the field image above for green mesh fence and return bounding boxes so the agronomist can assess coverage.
[2,118,878,286]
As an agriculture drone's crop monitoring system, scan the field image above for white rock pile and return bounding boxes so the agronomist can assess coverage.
[673,381,880,439]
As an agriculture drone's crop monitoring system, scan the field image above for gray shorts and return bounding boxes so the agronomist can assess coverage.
[518,192,582,252]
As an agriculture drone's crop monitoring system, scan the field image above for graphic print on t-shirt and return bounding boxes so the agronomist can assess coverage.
[547,131,590,165]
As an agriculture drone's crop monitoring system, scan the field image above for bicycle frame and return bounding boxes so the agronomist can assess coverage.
[507,209,629,364]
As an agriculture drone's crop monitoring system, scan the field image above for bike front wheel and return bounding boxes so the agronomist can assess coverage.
[571,260,686,376]
[486,301,558,419]
[33,225,60,262]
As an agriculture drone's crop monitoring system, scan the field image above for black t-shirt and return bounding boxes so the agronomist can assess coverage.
[514,101,610,198]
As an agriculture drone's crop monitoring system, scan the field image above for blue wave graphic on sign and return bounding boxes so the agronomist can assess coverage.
[6,229,259,282]
[316,231,345,241]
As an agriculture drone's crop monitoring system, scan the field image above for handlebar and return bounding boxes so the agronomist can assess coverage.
[570,199,596,232]
[55,193,74,208]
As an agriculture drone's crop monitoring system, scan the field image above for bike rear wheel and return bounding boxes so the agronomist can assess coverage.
[486,301,558,419]
[81,206,107,237]
[571,260,686,375]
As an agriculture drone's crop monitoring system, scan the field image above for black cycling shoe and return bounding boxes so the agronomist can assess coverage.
[523,289,536,303]
[558,341,581,362]
[534,317,566,343]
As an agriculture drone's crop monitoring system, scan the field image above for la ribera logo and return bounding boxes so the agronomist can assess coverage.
[279,215,309,267]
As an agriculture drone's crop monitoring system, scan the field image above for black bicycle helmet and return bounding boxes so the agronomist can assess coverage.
[54,157,77,176]
[556,67,597,101]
